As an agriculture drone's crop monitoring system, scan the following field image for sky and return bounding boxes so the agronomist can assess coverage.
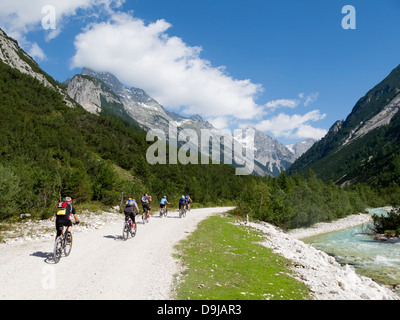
[1,0,400,145]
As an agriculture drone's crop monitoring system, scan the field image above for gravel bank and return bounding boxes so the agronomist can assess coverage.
[248,214,399,300]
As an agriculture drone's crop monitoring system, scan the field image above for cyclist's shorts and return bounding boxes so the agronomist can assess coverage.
[56,220,72,237]
[142,203,151,211]
[160,204,166,209]
[125,212,136,223]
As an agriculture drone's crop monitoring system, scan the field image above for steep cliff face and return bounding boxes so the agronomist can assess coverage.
[0,29,49,86]
[0,28,76,108]
[67,74,122,114]
[251,127,295,175]
[80,68,173,132]
[289,65,400,184]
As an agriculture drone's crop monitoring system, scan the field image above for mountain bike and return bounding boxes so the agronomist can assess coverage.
[122,216,136,240]
[142,208,150,224]
[179,207,186,218]
[53,225,73,263]
[160,207,167,217]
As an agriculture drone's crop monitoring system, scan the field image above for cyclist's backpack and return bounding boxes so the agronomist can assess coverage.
[56,202,67,216]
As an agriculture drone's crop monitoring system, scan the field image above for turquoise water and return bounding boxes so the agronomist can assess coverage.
[303,208,400,287]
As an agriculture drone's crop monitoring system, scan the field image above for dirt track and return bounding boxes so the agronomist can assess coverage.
[0,207,234,300]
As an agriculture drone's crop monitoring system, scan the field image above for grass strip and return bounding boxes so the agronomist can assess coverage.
[174,215,311,300]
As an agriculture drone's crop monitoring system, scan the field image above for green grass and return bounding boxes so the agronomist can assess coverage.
[173,215,311,300]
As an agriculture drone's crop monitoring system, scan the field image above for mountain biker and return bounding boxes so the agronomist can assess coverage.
[124,198,139,229]
[179,195,186,211]
[160,196,170,212]
[185,195,192,210]
[55,197,79,242]
[140,193,152,215]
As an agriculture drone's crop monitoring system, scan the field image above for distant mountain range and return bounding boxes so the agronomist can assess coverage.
[66,67,315,176]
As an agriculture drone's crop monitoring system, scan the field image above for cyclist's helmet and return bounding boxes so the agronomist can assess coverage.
[57,202,67,208]
[65,197,72,203]
[181,195,185,199]
[163,196,167,199]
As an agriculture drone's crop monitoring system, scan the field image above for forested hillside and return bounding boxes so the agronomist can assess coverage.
[0,61,252,220]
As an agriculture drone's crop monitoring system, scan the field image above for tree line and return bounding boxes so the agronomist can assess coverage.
[232,170,399,230]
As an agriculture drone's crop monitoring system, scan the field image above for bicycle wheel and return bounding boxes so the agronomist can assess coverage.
[122,223,129,240]
[130,223,137,237]
[143,211,149,223]
[64,234,73,256]
[53,236,62,263]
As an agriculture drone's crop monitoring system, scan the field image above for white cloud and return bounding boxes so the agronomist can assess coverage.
[0,0,124,63]
[254,110,327,140]
[207,116,230,130]
[0,0,124,38]
[28,42,47,61]
[70,12,264,120]
[264,99,299,110]
[304,92,320,106]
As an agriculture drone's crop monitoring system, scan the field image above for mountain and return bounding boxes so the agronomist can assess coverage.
[67,68,315,176]
[0,28,75,108]
[71,67,216,135]
[289,65,400,186]
[286,139,316,160]
[246,127,295,176]
[0,28,254,220]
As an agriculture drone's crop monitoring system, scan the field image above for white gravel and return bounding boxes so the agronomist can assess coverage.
[0,207,233,300]
[248,214,400,300]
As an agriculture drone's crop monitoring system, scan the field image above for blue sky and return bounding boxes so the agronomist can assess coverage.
[1,0,400,145]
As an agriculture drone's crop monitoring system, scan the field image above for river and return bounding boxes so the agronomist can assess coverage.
[303,208,400,289]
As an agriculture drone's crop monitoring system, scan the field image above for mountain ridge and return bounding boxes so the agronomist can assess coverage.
[289,64,400,185]
[67,68,315,176]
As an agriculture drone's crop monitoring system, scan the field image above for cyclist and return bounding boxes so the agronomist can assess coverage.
[140,193,152,216]
[55,197,79,242]
[179,195,186,211]
[124,198,139,230]
[160,196,170,212]
[185,195,192,210]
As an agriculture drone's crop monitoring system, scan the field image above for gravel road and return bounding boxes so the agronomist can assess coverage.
[0,207,234,300]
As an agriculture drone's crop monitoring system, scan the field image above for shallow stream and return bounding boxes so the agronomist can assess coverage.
[303,208,400,288]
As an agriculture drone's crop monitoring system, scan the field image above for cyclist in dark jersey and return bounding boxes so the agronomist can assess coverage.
[140,193,152,214]
[55,197,79,241]
[124,198,139,227]
[179,195,186,210]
